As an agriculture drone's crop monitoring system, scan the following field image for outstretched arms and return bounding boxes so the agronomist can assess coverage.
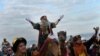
[55,15,64,25]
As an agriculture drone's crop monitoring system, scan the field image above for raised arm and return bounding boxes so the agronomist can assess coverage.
[26,18,34,26]
[85,27,99,44]
[84,27,99,53]
[93,27,99,36]
[26,18,40,30]
[55,15,64,25]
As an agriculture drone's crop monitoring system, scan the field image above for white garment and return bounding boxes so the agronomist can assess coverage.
[48,34,56,39]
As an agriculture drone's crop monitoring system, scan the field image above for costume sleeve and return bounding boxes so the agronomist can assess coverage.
[51,23,56,28]
[33,23,40,30]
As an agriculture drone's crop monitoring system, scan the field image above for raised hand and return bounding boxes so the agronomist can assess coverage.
[26,18,32,22]
[93,27,99,32]
[26,18,34,26]
[59,15,64,20]
[55,15,64,25]
[93,27,99,35]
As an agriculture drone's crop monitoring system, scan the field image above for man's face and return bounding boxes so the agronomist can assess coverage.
[41,16,47,23]
[17,43,26,53]
[8,47,13,55]
[58,34,66,42]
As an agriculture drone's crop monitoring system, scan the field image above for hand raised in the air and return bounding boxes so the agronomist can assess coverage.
[26,18,32,23]
[93,27,99,32]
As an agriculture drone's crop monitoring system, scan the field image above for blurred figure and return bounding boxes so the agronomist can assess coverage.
[99,33,100,45]
[2,38,11,56]
[26,15,64,50]
[58,31,70,56]
[12,37,28,56]
[0,51,3,56]
[7,46,14,56]
[2,46,8,56]
[68,35,74,48]
[27,44,38,56]
[31,44,38,51]
[0,48,3,56]
[89,27,100,56]
[69,35,73,43]
[32,48,39,56]
[89,42,100,56]
[2,38,10,48]
[72,35,88,56]
[83,27,99,54]
[99,33,100,56]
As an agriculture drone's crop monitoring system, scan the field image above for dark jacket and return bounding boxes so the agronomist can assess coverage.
[69,35,97,56]
[84,35,97,53]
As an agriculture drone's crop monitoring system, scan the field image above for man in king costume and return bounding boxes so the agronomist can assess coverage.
[26,15,64,50]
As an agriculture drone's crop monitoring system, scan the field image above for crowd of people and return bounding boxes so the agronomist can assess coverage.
[0,15,100,56]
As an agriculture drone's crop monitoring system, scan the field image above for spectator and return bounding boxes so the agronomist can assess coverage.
[58,31,70,56]
[2,46,8,56]
[7,46,14,56]
[72,35,88,56]
[83,27,99,54]
[12,37,29,56]
[2,38,10,48]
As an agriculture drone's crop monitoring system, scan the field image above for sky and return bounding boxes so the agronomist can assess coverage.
[0,0,100,45]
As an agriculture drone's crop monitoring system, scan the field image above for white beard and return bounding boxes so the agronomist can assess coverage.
[40,21,50,27]
[39,21,49,34]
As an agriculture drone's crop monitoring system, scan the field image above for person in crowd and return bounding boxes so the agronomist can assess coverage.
[0,47,3,56]
[58,31,70,56]
[0,50,3,56]
[68,35,73,43]
[81,27,99,54]
[99,33,100,56]
[2,46,8,56]
[89,42,99,56]
[69,27,99,56]
[26,15,64,50]
[31,44,38,51]
[32,48,39,56]
[2,38,10,48]
[27,44,38,56]
[72,35,88,56]
[7,46,14,56]
[89,33,100,56]
[12,37,30,56]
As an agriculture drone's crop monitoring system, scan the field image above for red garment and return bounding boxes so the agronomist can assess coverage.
[39,38,52,56]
